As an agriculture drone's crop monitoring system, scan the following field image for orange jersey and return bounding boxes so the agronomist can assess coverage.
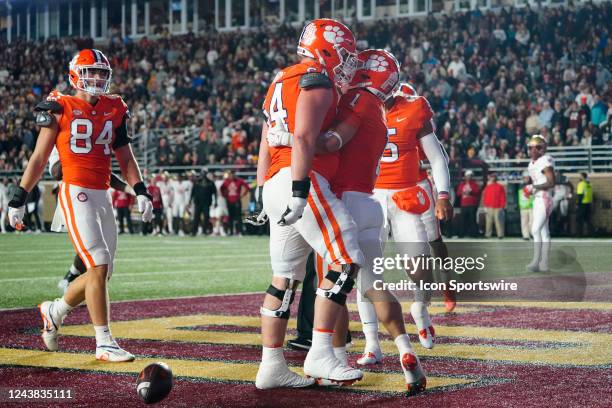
[375,96,433,189]
[262,61,339,181]
[332,89,387,195]
[50,91,129,190]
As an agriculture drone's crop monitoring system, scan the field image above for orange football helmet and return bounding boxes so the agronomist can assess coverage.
[351,49,400,101]
[68,49,112,96]
[297,19,358,88]
[393,82,417,98]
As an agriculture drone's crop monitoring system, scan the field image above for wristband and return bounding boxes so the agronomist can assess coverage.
[438,191,450,200]
[8,186,29,208]
[292,178,311,199]
[133,182,152,200]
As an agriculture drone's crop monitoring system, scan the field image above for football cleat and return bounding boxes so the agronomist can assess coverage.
[526,262,540,273]
[287,337,312,351]
[411,302,435,349]
[95,341,135,362]
[401,352,427,396]
[255,362,315,389]
[443,288,457,312]
[39,300,62,351]
[356,349,383,366]
[304,352,363,387]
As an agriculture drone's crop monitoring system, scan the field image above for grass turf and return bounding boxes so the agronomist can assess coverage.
[1,233,610,309]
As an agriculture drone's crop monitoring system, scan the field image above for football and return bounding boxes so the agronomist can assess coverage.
[136,362,173,404]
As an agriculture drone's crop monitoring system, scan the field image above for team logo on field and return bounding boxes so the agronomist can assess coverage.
[77,192,88,202]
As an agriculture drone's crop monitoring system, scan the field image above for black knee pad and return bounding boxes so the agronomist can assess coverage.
[316,264,358,305]
[260,280,298,319]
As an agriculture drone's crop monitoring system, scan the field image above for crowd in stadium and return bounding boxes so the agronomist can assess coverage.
[0,2,610,176]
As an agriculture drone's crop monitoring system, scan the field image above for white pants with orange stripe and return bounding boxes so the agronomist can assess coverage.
[374,178,440,245]
[340,191,385,293]
[263,167,364,281]
[58,183,117,276]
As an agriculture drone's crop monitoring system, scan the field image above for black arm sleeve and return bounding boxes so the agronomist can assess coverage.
[51,162,62,181]
[110,173,129,192]
[112,116,132,149]
[299,73,333,90]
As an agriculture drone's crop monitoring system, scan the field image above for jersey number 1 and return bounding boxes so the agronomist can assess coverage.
[70,119,113,155]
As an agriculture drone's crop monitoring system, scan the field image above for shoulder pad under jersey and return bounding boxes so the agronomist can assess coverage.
[34,99,63,113]
[299,72,333,90]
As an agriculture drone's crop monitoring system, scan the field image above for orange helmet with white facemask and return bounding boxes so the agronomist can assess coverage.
[297,19,358,88]
[393,82,417,99]
[350,49,400,101]
[68,49,112,96]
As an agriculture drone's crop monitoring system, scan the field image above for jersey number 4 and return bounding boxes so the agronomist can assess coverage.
[268,83,288,130]
[381,127,399,163]
[70,119,113,155]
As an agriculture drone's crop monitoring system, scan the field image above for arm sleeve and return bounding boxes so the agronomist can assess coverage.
[419,133,451,195]
[112,115,132,149]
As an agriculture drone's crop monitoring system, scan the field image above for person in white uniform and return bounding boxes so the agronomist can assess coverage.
[525,135,555,272]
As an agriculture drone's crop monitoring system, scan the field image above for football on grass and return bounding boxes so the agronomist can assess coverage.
[137,362,173,404]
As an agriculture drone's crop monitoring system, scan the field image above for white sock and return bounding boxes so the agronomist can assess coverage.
[333,346,348,366]
[357,299,380,351]
[394,333,413,357]
[52,297,73,321]
[94,325,113,346]
[261,346,285,365]
[311,329,334,354]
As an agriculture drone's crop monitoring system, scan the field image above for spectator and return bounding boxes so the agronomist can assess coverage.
[170,173,190,236]
[145,178,164,235]
[211,172,229,236]
[220,171,249,236]
[481,174,506,239]
[518,172,534,240]
[0,177,8,233]
[156,172,174,234]
[456,170,481,237]
[113,189,134,234]
[190,171,217,236]
[576,172,594,236]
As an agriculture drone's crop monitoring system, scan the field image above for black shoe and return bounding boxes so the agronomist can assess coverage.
[287,337,312,351]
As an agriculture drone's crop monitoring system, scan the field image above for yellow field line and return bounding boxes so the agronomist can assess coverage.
[0,348,473,393]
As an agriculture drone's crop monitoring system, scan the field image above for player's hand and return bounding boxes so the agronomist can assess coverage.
[435,198,453,221]
[137,195,153,222]
[267,127,293,147]
[245,186,268,226]
[133,182,153,222]
[278,178,310,226]
[523,184,533,197]
[7,185,28,230]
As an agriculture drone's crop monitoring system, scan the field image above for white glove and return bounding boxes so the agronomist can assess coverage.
[137,195,154,223]
[245,209,268,226]
[8,206,25,230]
[278,197,307,226]
[267,127,294,147]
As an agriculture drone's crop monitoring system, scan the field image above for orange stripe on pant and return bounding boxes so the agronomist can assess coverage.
[307,194,339,264]
[62,184,95,268]
[57,184,86,268]
[310,176,354,264]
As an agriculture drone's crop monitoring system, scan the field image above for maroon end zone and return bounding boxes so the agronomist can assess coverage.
[0,294,611,407]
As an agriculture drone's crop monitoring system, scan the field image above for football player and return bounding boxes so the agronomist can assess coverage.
[268,50,428,395]
[48,146,135,293]
[254,19,365,389]
[525,135,555,272]
[355,83,453,363]
[7,49,153,362]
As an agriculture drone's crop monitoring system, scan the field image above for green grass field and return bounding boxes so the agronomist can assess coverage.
[1,234,610,309]
[0,234,272,309]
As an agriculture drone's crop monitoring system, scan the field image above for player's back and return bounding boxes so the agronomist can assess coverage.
[52,91,129,190]
[263,61,339,181]
[332,89,387,195]
[375,96,434,189]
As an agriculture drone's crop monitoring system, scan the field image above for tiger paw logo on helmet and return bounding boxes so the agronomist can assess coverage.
[323,25,346,45]
[365,54,390,72]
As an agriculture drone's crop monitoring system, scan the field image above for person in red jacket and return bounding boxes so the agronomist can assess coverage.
[220,171,249,236]
[481,173,506,238]
[455,169,481,237]
[112,189,134,234]
[145,179,164,235]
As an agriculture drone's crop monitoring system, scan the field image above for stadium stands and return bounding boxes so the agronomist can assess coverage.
[0,3,610,178]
